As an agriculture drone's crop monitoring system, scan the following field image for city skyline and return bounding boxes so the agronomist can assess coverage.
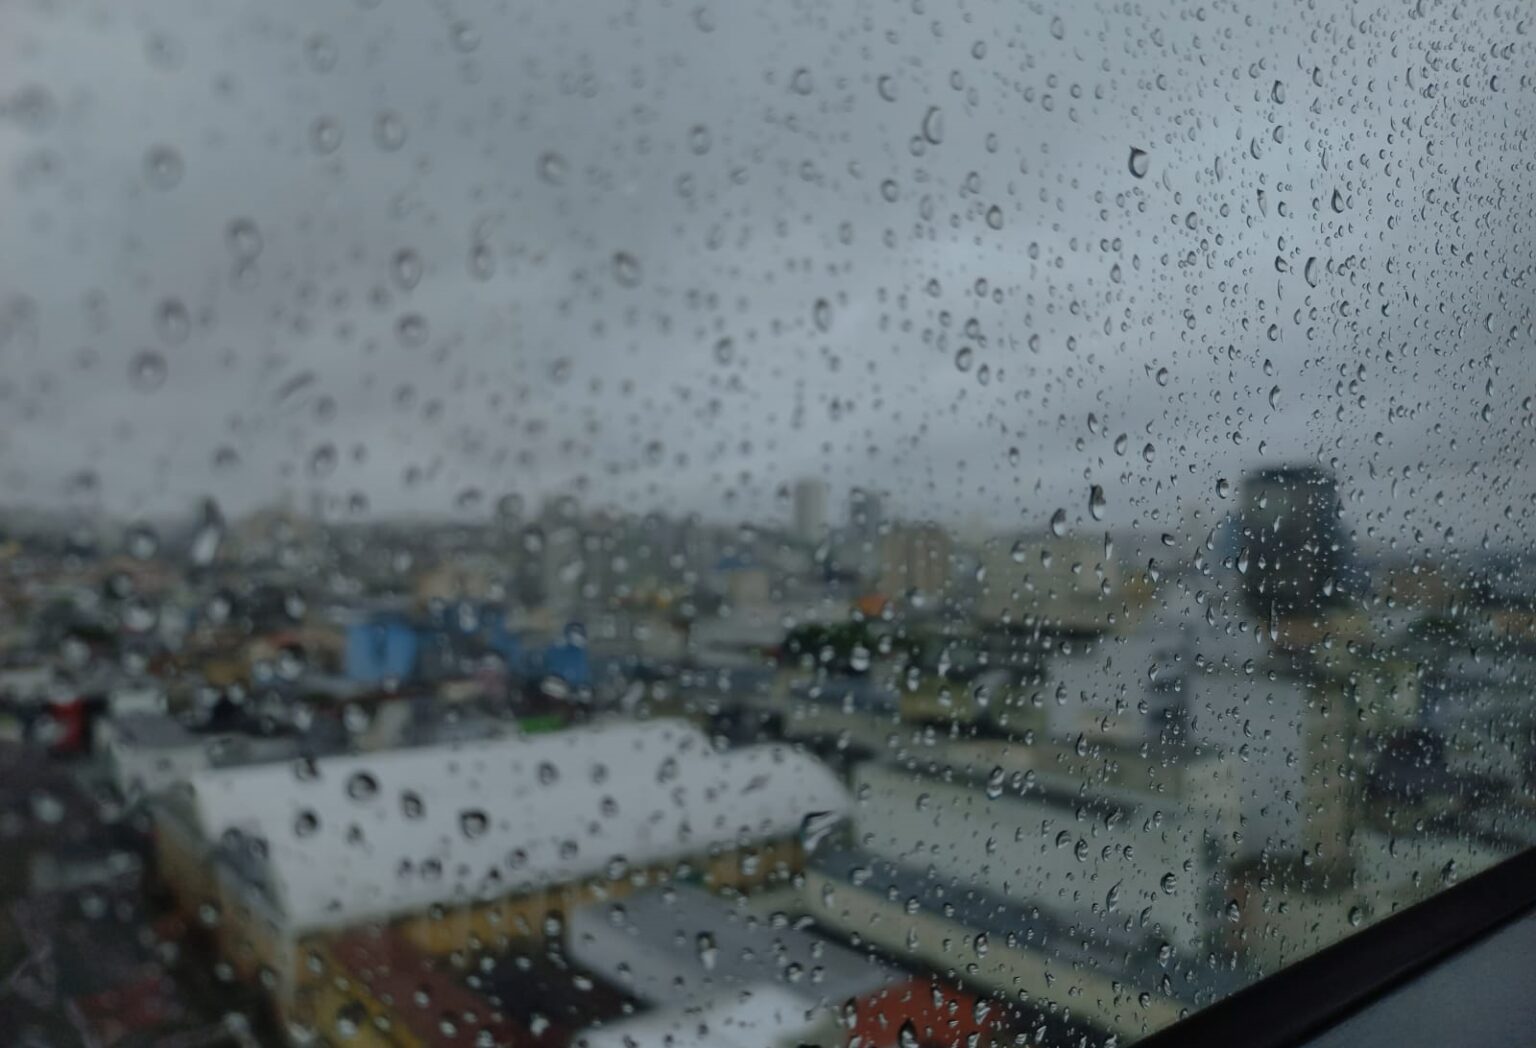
[1,0,1534,1041]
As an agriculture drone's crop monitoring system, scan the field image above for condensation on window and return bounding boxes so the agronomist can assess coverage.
[0,0,1533,1045]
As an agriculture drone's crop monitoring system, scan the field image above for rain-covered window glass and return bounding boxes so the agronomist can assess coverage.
[1,0,1533,1045]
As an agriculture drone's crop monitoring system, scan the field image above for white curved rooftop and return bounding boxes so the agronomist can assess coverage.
[185,718,848,933]
[568,886,892,1009]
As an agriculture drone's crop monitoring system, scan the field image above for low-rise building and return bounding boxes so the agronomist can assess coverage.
[149,719,849,1036]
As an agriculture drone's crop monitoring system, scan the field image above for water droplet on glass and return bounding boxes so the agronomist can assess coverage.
[393,248,423,291]
[190,513,224,567]
[396,313,428,347]
[156,299,190,345]
[304,34,337,73]
[1049,508,1067,537]
[921,106,944,145]
[468,241,495,280]
[129,350,167,392]
[210,445,241,473]
[538,151,567,185]
[226,218,263,261]
[460,809,489,840]
[799,810,839,853]
[812,297,833,332]
[373,110,407,151]
[334,1012,359,1040]
[450,21,480,52]
[309,444,338,479]
[144,145,184,189]
[346,772,379,801]
[1088,484,1106,521]
[126,524,159,560]
[613,252,642,288]
[696,932,718,971]
[1128,147,1149,178]
[310,117,342,154]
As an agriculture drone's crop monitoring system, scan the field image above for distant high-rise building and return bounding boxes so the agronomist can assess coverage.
[974,531,1124,629]
[848,487,883,537]
[877,523,951,602]
[792,478,828,544]
[1238,465,1361,619]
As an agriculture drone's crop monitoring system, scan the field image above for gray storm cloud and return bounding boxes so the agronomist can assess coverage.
[0,0,1531,555]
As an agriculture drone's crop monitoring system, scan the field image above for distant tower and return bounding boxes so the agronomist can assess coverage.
[1238,465,1360,619]
[189,496,225,568]
[848,488,883,538]
[792,478,828,544]
[877,523,951,603]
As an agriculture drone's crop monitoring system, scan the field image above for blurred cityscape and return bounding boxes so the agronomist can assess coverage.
[0,463,1533,1046]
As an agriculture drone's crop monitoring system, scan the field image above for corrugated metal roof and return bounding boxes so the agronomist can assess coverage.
[807,846,1238,1003]
[567,885,892,1008]
[185,719,848,933]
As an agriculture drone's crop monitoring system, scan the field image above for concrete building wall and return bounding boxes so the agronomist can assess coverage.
[851,761,1220,952]
[799,865,1186,1041]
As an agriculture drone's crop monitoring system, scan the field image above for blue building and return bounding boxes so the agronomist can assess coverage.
[344,613,420,683]
[345,607,587,689]
[539,622,591,689]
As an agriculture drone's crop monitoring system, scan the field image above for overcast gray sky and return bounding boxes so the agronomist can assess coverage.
[1,0,1532,553]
